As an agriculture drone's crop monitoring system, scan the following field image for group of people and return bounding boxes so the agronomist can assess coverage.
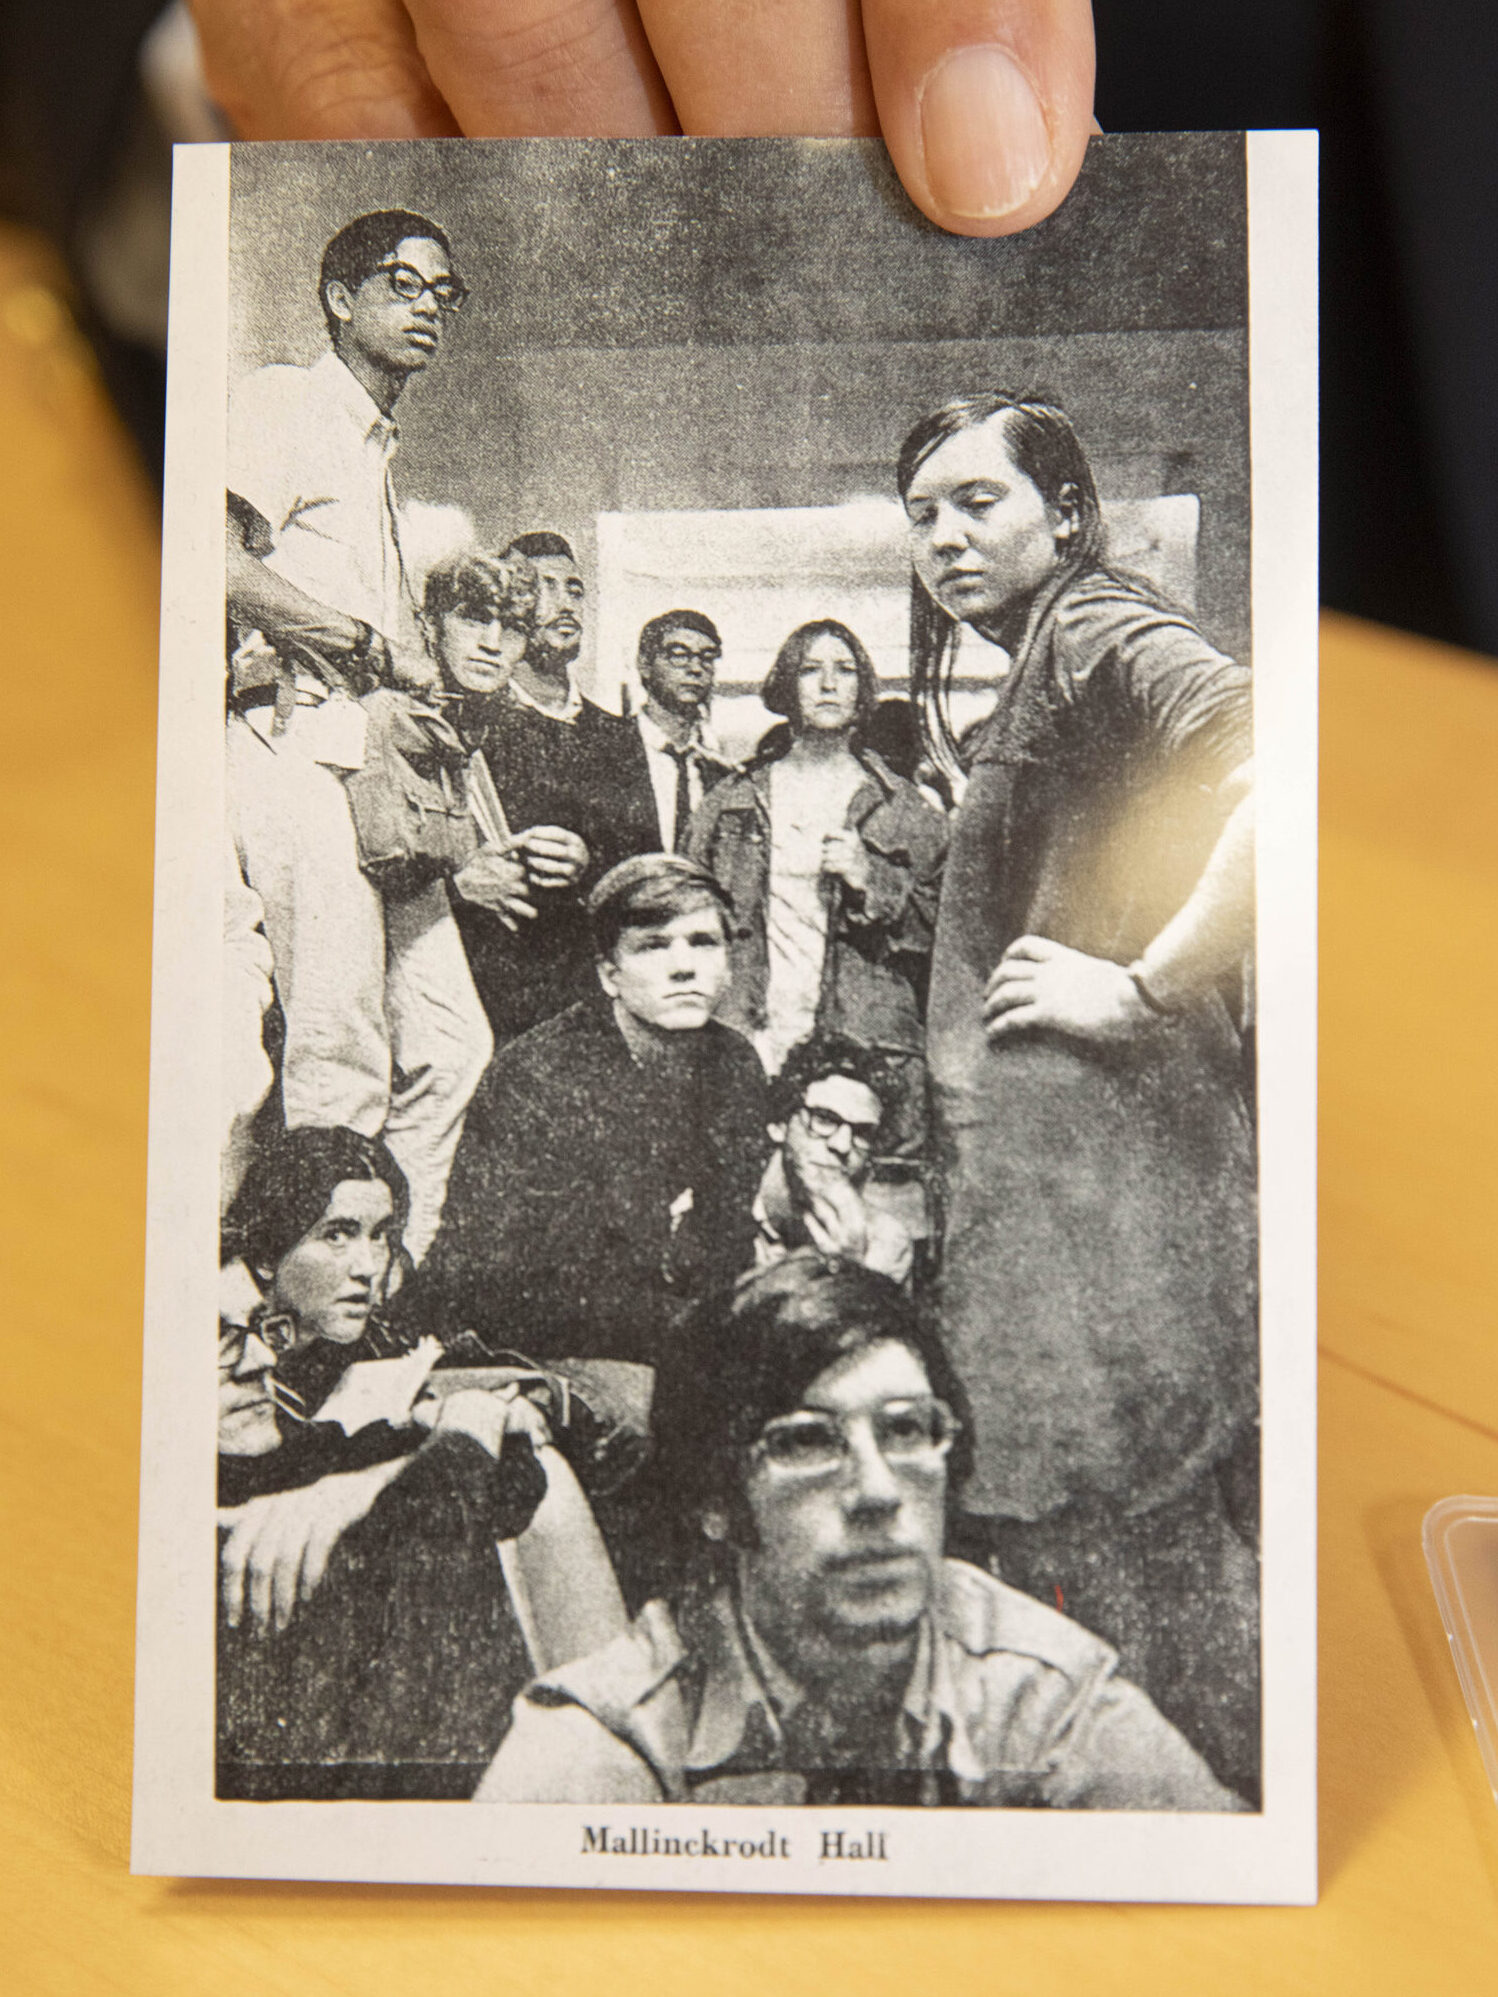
[218,207,1259,1813]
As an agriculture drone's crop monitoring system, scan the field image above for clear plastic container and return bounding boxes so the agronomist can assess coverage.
[1423,1496,1498,1804]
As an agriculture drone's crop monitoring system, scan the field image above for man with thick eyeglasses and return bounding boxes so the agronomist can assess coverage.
[479,1254,1240,1809]
[228,208,466,673]
[224,209,494,1261]
[753,1033,915,1286]
[633,610,733,852]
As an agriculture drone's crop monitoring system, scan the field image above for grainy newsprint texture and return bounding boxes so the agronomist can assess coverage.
[136,132,1318,1901]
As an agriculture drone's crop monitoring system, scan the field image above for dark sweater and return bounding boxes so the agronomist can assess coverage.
[216,1429,546,1799]
[403,997,770,1367]
[454,695,661,1043]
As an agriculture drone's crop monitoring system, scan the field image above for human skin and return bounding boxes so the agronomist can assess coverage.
[640,622,720,731]
[188,0,1096,239]
[217,1325,284,1458]
[771,1071,885,1261]
[429,603,528,695]
[733,1337,948,1692]
[796,631,863,737]
[904,407,1255,1043]
[262,1178,398,1347]
[514,553,586,701]
[774,1072,883,1192]
[595,901,732,1039]
[326,232,455,414]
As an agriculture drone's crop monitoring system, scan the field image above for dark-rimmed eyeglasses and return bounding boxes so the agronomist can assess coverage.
[657,642,721,668]
[375,261,468,312]
[751,1397,960,1481]
[795,1101,880,1152]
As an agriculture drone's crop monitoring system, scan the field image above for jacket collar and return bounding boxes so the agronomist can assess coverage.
[742,743,899,822]
[678,1580,957,1778]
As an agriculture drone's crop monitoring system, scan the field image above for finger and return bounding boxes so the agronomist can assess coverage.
[300,1524,340,1604]
[404,0,675,138]
[986,999,1044,1039]
[986,959,1038,989]
[861,0,1094,236]
[986,962,1030,998]
[983,976,1036,1015]
[272,1532,308,1634]
[220,1525,250,1629]
[189,0,459,139]
[638,0,878,134]
[247,1530,279,1637]
[1002,935,1057,962]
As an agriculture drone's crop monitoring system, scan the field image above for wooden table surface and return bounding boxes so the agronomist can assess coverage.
[4,223,1497,1992]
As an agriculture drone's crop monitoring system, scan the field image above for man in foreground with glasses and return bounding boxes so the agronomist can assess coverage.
[753,1034,915,1286]
[478,1254,1240,1809]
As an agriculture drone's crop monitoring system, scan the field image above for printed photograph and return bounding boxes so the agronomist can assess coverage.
[213,134,1263,1818]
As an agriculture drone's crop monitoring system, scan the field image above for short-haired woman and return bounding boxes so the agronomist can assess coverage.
[687,618,946,1149]
[901,391,1259,1800]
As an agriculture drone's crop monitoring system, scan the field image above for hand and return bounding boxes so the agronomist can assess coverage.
[412,1383,550,1458]
[983,936,1153,1045]
[217,1456,410,1636]
[514,825,590,890]
[800,1170,872,1264]
[452,844,538,929]
[821,828,871,896]
[189,0,1095,239]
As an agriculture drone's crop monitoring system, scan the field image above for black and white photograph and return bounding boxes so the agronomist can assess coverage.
[134,130,1317,1900]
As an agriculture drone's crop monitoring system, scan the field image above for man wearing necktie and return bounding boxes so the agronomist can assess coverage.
[633,610,733,851]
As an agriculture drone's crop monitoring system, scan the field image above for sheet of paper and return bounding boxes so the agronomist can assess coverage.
[135,132,1317,1902]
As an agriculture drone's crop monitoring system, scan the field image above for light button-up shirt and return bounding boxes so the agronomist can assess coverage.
[228,349,411,645]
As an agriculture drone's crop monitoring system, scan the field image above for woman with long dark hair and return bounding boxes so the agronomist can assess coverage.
[687,618,947,1148]
[900,393,1260,1801]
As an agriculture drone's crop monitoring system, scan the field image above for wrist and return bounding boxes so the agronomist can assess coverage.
[1126,960,1186,1019]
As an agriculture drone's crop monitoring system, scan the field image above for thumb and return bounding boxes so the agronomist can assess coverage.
[861,0,1094,236]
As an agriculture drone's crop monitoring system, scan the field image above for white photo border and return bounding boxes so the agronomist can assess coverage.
[132,132,1318,1903]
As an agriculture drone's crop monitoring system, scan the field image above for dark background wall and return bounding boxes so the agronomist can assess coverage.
[5,0,1495,660]
[230,136,1250,674]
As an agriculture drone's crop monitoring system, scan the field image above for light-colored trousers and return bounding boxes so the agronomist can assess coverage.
[227,712,492,1261]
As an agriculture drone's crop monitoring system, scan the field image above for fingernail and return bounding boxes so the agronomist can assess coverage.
[920,46,1052,220]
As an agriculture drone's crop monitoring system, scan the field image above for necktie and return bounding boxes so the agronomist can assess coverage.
[666,743,693,852]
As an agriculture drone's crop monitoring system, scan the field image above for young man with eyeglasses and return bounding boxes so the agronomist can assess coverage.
[753,1034,915,1287]
[633,610,734,852]
[479,1253,1239,1808]
[224,211,494,1261]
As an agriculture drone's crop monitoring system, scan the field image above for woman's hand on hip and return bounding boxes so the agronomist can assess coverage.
[188,0,1095,238]
[983,935,1153,1046]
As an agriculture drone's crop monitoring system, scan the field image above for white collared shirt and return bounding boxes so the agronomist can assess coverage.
[507,672,584,725]
[228,349,411,644]
[636,708,720,850]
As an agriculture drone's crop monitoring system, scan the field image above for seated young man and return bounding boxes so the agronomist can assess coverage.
[405,854,769,1370]
[754,1034,915,1287]
[478,1254,1245,1811]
